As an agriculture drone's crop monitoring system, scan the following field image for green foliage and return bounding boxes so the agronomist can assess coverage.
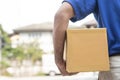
[0,60,10,69]
[0,24,44,76]
[22,42,43,63]
[0,24,25,62]
[0,24,11,44]
[35,71,46,76]
[2,71,13,76]
[0,24,43,69]
[11,46,25,61]
[3,45,30,62]
[2,45,25,61]
[2,42,43,63]
[0,60,12,76]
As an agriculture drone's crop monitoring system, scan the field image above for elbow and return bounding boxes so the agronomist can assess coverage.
[54,11,70,23]
[53,13,67,34]
[54,11,70,31]
[54,2,74,25]
[54,11,61,20]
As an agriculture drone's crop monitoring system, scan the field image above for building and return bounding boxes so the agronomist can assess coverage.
[11,22,53,54]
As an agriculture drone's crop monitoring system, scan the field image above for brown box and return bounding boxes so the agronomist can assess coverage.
[66,28,110,73]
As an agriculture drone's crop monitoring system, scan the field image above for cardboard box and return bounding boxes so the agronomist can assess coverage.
[66,28,110,73]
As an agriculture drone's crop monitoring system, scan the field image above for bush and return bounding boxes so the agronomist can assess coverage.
[0,61,10,69]
[0,61,12,76]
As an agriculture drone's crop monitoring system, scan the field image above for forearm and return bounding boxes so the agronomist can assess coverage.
[53,2,74,65]
[53,14,69,65]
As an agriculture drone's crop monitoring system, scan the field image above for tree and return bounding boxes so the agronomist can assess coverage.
[0,24,10,45]
[21,41,43,63]
[0,24,11,60]
[0,24,11,75]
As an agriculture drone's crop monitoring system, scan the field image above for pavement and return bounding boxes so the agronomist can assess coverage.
[0,72,98,80]
[0,76,98,80]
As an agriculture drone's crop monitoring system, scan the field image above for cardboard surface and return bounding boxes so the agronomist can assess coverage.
[66,28,110,73]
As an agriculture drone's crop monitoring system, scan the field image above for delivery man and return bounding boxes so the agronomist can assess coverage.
[53,0,120,80]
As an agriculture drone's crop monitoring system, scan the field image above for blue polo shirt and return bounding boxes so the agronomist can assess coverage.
[63,0,120,56]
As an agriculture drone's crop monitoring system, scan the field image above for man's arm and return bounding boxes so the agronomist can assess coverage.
[53,2,74,76]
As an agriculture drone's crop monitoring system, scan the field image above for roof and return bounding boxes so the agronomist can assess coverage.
[13,20,98,34]
[14,22,53,33]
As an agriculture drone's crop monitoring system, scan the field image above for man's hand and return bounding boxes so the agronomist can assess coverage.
[56,60,78,76]
[56,60,69,76]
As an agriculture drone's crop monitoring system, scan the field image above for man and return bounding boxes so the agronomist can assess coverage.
[53,0,120,80]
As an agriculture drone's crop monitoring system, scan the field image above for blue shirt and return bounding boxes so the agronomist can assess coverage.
[63,0,120,56]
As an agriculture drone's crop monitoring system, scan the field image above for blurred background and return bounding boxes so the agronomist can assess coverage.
[0,0,98,80]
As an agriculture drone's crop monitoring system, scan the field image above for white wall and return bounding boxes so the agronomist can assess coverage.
[15,31,53,53]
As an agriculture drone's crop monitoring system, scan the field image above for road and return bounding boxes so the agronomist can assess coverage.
[0,73,98,80]
[0,76,98,80]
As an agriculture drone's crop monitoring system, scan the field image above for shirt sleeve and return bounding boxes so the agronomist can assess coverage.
[63,0,97,22]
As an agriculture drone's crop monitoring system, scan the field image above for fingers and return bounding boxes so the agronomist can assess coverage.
[57,61,69,76]
[56,60,78,76]
[68,72,79,75]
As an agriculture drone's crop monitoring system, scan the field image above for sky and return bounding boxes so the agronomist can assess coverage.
[0,0,95,34]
